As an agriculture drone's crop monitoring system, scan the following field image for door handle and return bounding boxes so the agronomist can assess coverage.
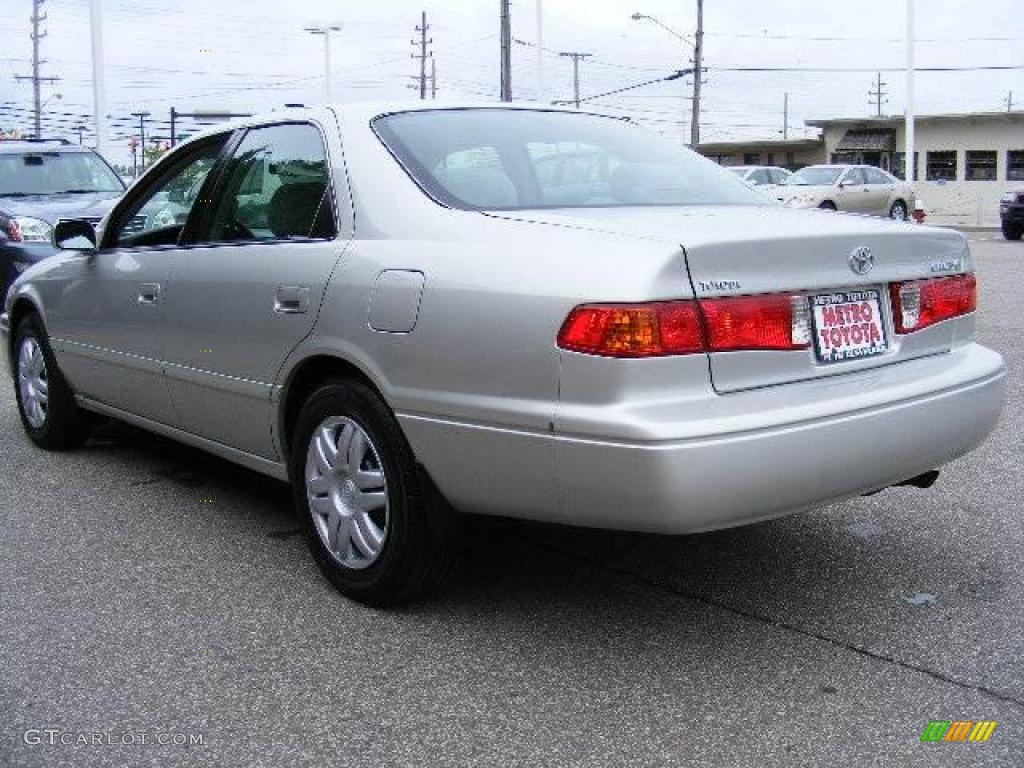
[138,282,161,304]
[274,285,310,314]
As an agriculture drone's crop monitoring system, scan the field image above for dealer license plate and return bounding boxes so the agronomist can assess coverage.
[810,289,888,364]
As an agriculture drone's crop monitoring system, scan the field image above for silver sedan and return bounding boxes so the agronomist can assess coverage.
[777,164,916,219]
[2,104,1005,605]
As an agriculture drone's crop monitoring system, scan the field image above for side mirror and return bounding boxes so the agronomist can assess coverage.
[53,219,98,252]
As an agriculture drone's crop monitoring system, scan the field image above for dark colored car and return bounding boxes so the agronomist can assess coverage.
[1000,190,1024,241]
[0,139,125,299]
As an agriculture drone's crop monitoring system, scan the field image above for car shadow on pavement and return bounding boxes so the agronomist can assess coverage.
[76,414,966,632]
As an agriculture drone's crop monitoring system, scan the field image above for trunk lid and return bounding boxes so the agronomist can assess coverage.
[488,205,973,392]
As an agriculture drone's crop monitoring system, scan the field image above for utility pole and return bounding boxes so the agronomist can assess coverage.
[869,71,888,116]
[690,0,704,147]
[500,0,512,101]
[412,11,432,100]
[1005,91,1014,112]
[74,124,85,144]
[131,111,150,173]
[559,52,592,109]
[783,92,789,140]
[904,0,916,182]
[15,0,61,138]
[535,0,545,101]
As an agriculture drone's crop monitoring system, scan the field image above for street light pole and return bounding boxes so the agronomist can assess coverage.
[631,10,701,146]
[90,0,106,152]
[904,0,916,182]
[305,26,341,103]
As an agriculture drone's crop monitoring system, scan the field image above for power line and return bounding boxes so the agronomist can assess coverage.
[570,69,693,104]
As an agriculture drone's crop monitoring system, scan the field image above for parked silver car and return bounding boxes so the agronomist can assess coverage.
[778,164,916,220]
[727,165,792,189]
[2,104,1005,605]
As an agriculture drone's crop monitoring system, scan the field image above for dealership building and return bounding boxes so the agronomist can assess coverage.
[699,111,1024,227]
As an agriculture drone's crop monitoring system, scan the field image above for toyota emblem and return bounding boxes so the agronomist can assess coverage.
[849,246,874,275]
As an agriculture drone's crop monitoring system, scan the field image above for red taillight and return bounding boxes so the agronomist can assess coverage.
[557,294,810,358]
[889,274,976,333]
[700,294,810,351]
[557,302,704,357]
[4,219,22,243]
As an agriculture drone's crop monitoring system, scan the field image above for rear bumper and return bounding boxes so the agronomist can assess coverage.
[555,343,1005,533]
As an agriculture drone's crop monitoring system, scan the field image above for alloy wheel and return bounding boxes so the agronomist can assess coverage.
[17,337,49,429]
[305,416,389,570]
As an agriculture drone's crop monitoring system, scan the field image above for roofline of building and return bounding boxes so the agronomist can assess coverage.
[806,110,1024,127]
[697,138,824,152]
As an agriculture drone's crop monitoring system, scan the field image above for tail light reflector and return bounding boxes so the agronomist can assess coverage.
[889,274,976,333]
[557,294,810,358]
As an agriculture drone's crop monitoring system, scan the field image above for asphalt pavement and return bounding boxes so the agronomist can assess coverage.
[1,233,1022,767]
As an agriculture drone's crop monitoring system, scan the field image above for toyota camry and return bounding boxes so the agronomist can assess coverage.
[2,104,1005,605]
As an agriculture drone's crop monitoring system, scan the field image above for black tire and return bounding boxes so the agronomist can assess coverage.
[290,378,456,606]
[12,312,93,450]
[819,201,837,211]
[889,200,908,221]
[1003,222,1023,241]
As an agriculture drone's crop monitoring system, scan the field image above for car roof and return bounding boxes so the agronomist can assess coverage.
[165,100,636,154]
[0,140,95,155]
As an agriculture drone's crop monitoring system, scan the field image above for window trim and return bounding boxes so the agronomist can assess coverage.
[185,119,341,248]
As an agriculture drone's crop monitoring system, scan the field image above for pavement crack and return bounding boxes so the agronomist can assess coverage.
[526,535,1024,712]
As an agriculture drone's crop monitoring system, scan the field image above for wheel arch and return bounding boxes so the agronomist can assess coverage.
[277,353,390,463]
[7,295,43,365]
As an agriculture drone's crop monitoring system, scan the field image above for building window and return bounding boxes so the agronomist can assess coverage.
[765,153,775,165]
[786,151,795,168]
[926,151,958,181]
[965,151,997,181]
[1008,150,1024,181]
[743,153,760,165]
[891,151,919,180]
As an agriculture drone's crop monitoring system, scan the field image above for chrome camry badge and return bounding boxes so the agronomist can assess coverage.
[849,246,874,275]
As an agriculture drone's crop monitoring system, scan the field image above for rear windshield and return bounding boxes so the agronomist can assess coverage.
[0,151,124,196]
[373,109,763,211]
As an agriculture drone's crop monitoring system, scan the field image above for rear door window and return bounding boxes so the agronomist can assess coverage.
[201,123,336,243]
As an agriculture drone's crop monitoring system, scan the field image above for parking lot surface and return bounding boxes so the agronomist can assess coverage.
[1,234,1022,767]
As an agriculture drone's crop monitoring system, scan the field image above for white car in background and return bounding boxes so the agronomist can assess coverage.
[727,165,792,190]
[778,164,915,220]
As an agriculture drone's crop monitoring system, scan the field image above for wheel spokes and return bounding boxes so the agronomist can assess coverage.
[305,415,389,570]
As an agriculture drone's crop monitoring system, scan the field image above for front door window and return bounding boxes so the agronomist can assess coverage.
[107,137,229,249]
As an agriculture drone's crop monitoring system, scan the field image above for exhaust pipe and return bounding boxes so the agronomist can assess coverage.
[896,469,940,489]
[862,469,939,496]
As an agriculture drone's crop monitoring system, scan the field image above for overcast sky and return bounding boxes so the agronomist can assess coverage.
[1,0,1021,163]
